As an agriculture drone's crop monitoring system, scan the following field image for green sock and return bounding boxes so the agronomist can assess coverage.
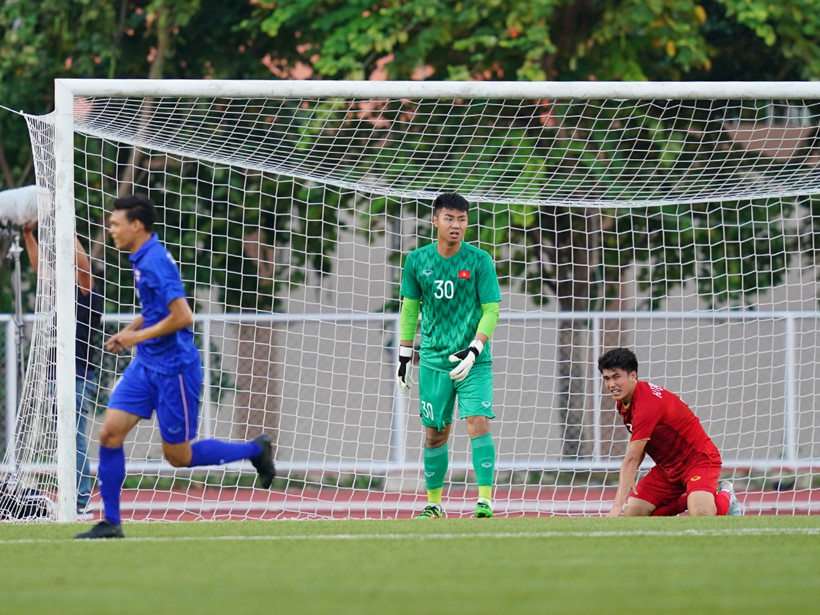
[471,433,495,493]
[423,443,448,494]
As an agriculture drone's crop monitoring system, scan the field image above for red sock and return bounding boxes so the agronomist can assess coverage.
[652,493,688,516]
[715,489,730,516]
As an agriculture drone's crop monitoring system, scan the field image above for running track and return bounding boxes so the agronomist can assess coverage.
[79,486,820,521]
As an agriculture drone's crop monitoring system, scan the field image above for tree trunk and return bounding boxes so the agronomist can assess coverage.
[596,215,630,460]
[554,320,588,458]
[550,207,602,459]
[232,322,280,455]
[232,230,280,451]
[89,4,172,263]
[599,320,630,460]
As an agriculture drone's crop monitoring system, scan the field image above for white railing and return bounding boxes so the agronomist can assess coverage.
[3,310,820,473]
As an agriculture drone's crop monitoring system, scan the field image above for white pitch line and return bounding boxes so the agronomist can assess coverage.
[0,526,818,545]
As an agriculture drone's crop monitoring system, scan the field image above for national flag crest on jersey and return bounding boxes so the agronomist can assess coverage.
[458,270,471,279]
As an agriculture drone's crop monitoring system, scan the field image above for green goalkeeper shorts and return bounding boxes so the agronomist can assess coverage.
[417,362,495,432]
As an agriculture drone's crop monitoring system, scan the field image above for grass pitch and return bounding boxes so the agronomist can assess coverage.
[0,516,818,615]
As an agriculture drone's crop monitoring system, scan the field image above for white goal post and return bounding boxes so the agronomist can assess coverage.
[4,79,820,522]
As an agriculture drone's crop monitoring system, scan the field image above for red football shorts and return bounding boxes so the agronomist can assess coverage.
[632,463,722,508]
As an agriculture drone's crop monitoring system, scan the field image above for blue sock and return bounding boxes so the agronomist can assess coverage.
[189,439,262,467]
[98,445,125,526]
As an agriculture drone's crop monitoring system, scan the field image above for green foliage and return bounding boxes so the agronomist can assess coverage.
[243,1,819,314]
[0,0,277,313]
[248,0,820,81]
[689,0,820,80]
[721,0,820,78]
[1,0,818,319]
[73,141,350,313]
[407,99,803,312]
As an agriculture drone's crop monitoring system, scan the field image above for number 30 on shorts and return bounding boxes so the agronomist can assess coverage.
[420,400,434,420]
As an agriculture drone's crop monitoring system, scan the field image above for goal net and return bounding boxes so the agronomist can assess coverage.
[4,80,820,521]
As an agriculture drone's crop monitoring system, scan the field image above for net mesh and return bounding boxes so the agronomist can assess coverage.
[77,96,820,205]
[2,85,819,520]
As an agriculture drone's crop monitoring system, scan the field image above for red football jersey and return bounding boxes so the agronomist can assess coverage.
[617,380,721,482]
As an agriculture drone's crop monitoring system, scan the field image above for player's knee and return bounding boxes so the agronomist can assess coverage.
[99,424,125,448]
[164,452,188,468]
[465,416,490,438]
[623,505,652,517]
[425,432,448,448]
[688,503,717,516]
[162,445,192,468]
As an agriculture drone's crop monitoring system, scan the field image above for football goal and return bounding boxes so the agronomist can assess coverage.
[3,80,820,521]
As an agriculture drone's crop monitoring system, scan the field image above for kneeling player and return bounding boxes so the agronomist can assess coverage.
[598,348,742,517]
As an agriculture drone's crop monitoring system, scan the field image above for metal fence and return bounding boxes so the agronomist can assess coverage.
[3,310,819,474]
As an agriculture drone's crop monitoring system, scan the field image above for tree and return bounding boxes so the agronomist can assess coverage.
[248,0,820,81]
[2,1,818,460]
[247,0,820,457]
[0,0,119,312]
[0,1,286,444]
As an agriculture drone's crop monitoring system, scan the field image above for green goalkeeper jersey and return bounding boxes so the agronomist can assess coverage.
[400,241,501,372]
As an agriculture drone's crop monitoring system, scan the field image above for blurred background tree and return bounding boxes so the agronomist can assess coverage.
[245,0,820,81]
[4,0,819,311]
[1,0,818,457]
[243,0,820,457]
[0,0,276,311]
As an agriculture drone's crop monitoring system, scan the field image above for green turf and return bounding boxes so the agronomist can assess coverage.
[0,516,818,615]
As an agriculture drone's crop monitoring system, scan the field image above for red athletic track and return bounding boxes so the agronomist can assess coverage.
[75,486,820,521]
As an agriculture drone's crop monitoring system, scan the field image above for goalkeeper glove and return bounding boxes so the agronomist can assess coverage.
[396,346,414,395]
[449,339,484,382]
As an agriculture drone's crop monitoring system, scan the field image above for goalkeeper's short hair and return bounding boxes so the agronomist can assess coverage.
[433,192,469,215]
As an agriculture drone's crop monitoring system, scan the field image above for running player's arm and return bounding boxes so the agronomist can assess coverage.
[606,438,648,517]
[105,314,143,353]
[106,299,192,351]
[133,297,193,342]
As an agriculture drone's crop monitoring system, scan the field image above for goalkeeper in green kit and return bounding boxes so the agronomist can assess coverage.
[397,193,501,519]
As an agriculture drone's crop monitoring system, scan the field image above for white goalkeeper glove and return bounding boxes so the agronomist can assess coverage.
[396,346,414,395]
[449,339,484,382]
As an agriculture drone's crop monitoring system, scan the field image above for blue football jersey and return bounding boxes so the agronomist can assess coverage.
[129,234,200,374]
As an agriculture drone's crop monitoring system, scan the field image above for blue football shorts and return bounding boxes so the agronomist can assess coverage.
[107,359,202,444]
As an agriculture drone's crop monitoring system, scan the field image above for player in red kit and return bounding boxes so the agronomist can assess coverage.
[598,348,742,517]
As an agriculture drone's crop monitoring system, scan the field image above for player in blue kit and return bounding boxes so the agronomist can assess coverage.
[75,194,275,539]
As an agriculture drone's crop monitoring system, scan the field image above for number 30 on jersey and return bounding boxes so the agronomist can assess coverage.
[433,280,454,299]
